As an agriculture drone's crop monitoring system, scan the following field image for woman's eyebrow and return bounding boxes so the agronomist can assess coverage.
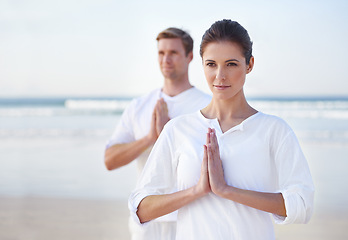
[204,59,240,62]
[226,59,240,62]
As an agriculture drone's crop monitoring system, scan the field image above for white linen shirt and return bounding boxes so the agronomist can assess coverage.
[106,87,211,176]
[106,87,211,225]
[129,111,315,240]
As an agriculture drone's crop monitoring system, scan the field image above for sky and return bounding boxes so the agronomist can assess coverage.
[0,0,347,98]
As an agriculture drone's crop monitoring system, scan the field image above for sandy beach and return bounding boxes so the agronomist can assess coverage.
[1,196,347,240]
[1,140,348,240]
[0,196,130,240]
[1,98,348,240]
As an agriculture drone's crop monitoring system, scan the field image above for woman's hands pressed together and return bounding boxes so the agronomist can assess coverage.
[137,128,286,223]
[195,128,287,217]
[195,128,229,197]
[206,128,229,196]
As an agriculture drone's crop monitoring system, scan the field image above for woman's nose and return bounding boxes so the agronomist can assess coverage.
[215,68,226,81]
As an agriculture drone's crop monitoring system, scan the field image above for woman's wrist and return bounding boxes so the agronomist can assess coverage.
[214,184,233,199]
[192,184,209,199]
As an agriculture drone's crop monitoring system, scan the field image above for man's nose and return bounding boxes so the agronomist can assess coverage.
[163,54,172,63]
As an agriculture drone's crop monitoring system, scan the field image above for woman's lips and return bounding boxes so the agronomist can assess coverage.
[213,85,231,90]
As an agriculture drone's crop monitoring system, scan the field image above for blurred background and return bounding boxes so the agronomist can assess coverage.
[0,0,347,239]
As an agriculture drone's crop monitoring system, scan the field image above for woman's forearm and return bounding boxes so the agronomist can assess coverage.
[137,186,206,223]
[217,186,287,217]
[206,129,286,217]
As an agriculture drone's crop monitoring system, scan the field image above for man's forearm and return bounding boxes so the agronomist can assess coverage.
[104,136,154,170]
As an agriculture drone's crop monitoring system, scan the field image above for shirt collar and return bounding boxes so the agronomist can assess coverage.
[198,111,261,135]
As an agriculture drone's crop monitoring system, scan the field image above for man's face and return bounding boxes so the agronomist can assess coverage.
[157,38,192,80]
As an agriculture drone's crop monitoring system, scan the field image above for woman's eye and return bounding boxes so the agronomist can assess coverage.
[206,63,215,67]
[227,62,237,66]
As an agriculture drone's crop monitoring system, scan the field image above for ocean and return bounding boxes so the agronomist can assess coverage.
[0,96,348,215]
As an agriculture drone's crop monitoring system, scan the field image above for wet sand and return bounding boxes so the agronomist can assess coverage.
[1,196,347,240]
[0,197,130,240]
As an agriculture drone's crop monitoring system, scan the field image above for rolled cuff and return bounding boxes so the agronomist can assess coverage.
[105,138,122,150]
[128,191,178,227]
[105,142,114,150]
[128,191,151,226]
[273,187,313,225]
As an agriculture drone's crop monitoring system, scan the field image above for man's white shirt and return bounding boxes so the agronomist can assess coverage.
[106,87,212,176]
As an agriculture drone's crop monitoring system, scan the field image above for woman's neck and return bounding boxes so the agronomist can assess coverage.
[201,91,257,132]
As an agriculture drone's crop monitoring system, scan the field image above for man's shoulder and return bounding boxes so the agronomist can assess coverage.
[190,87,211,98]
[121,89,160,119]
[128,88,160,108]
[178,87,211,111]
[175,87,211,107]
[165,111,200,130]
[134,88,160,102]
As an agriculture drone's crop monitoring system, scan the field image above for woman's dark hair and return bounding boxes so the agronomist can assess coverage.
[200,19,253,64]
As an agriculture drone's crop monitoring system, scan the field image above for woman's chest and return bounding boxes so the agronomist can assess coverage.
[175,133,277,191]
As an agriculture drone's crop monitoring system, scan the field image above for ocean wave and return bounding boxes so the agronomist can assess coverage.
[0,99,131,117]
[0,98,132,117]
[0,107,56,117]
[249,100,348,119]
[0,107,122,117]
[1,99,348,119]
[250,100,348,110]
[0,128,112,138]
[64,99,130,111]
[0,128,347,144]
[264,109,348,119]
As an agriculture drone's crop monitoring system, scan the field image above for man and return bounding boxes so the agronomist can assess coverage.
[104,27,211,240]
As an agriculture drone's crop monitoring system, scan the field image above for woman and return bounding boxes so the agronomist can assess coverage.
[129,19,314,239]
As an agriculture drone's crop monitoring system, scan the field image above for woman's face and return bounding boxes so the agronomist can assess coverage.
[202,41,254,101]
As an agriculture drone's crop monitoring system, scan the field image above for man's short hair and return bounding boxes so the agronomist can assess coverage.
[156,28,193,56]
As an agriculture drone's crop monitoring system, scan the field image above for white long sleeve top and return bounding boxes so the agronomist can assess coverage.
[106,87,211,176]
[107,87,211,224]
[129,111,314,240]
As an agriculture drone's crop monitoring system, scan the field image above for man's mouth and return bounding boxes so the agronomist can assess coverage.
[162,65,173,70]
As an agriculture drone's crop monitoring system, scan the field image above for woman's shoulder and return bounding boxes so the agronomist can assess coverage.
[257,111,288,124]
[256,112,294,133]
[166,111,201,129]
[162,112,202,137]
[159,111,202,145]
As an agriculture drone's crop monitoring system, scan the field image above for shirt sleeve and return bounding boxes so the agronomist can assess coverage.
[128,124,177,225]
[105,100,136,149]
[273,130,315,224]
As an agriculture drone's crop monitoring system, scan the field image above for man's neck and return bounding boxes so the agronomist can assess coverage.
[162,77,193,97]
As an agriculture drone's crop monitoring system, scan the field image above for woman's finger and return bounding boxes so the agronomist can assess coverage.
[206,128,211,145]
[209,130,219,157]
[202,145,208,173]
